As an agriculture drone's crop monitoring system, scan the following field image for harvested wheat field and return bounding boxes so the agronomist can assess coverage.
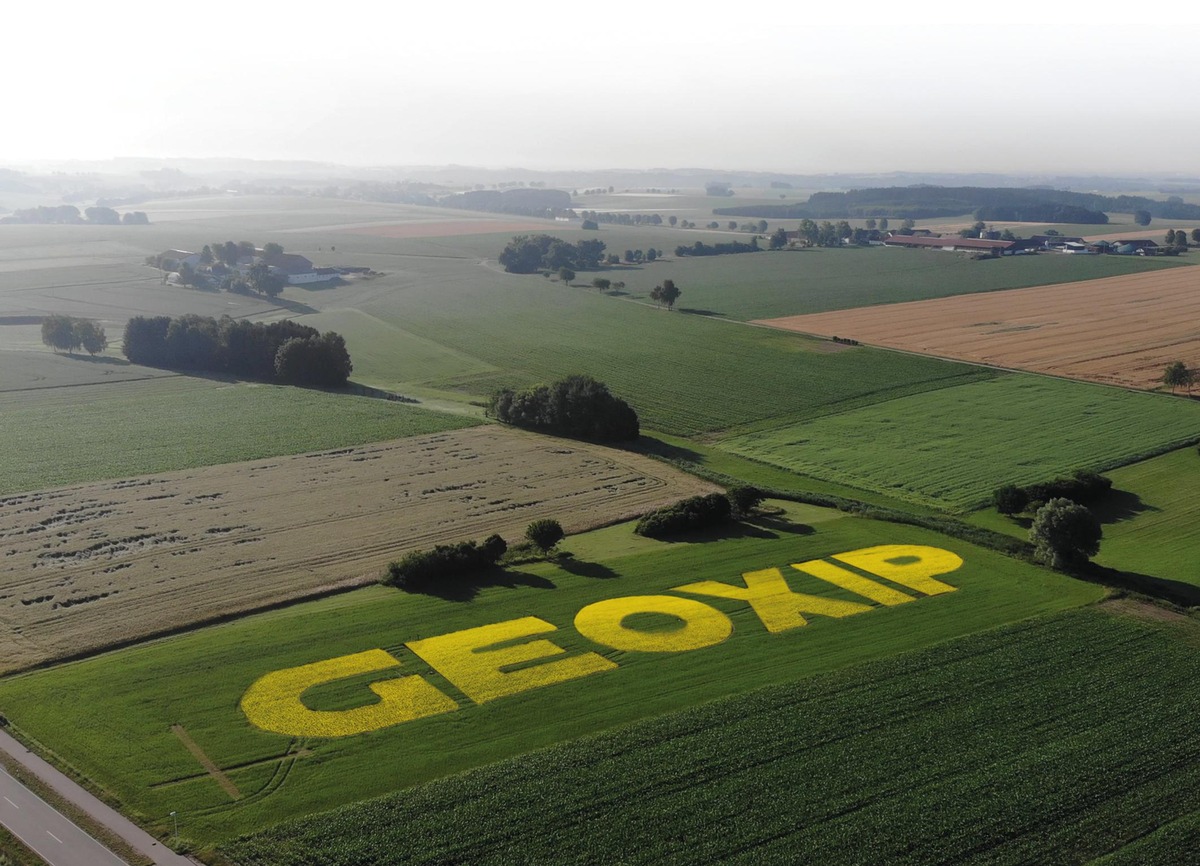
[755,266,1200,389]
[0,426,714,674]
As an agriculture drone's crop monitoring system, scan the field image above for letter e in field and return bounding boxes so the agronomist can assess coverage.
[407,617,616,704]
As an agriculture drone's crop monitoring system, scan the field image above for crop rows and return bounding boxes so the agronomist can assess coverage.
[224,608,1200,866]
[722,375,1200,510]
[355,276,993,436]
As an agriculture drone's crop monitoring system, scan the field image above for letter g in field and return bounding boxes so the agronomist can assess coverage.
[240,649,458,737]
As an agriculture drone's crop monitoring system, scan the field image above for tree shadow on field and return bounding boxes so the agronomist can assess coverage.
[60,353,133,366]
[1079,562,1200,608]
[267,296,319,315]
[632,436,704,464]
[555,553,619,580]
[406,567,556,603]
[678,307,724,317]
[1091,489,1159,525]
[748,514,816,536]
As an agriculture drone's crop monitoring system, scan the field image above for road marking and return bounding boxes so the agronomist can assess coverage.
[2,796,17,808]
[46,829,62,843]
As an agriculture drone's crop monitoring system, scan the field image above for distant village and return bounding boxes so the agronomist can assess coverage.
[877,231,1165,257]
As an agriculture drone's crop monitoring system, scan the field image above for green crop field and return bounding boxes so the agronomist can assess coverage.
[608,246,1187,321]
[0,508,1099,847]
[223,606,1200,866]
[1089,446,1200,586]
[0,375,478,495]
[721,375,1200,511]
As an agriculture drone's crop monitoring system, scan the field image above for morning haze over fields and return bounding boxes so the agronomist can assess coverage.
[0,7,1198,866]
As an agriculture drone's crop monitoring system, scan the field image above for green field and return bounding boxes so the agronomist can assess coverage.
[971,446,1200,589]
[223,606,1200,866]
[721,376,1200,510]
[607,245,1187,320]
[0,508,1100,846]
[0,375,478,495]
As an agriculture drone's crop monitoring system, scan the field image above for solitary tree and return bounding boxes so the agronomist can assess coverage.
[1133,209,1152,226]
[1192,229,1200,244]
[879,217,889,231]
[727,221,737,230]
[558,267,576,284]
[1165,229,1178,246]
[525,518,565,552]
[668,215,677,227]
[1028,498,1101,570]
[865,218,877,230]
[650,279,681,310]
[1162,360,1194,394]
[262,242,284,258]
[769,227,789,250]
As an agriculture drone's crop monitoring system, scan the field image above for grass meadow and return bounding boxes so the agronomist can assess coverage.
[224,606,1200,866]
[721,376,1200,511]
[0,508,1100,847]
[0,375,478,495]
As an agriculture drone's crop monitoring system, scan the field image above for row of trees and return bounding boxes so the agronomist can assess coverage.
[1163,229,1198,248]
[488,375,639,441]
[1,205,148,225]
[123,315,352,387]
[499,235,607,274]
[993,470,1113,516]
[675,239,760,257]
[40,315,108,355]
[649,280,681,310]
[634,486,763,539]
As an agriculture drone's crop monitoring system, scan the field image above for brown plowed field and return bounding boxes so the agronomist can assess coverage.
[754,266,1200,389]
[0,426,715,674]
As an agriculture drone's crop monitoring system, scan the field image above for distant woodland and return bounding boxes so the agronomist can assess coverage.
[714,187,1200,223]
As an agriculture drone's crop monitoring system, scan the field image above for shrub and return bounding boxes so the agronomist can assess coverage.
[489,375,639,441]
[994,470,1112,515]
[383,534,507,591]
[635,493,732,539]
[727,484,764,518]
[993,484,1029,516]
[525,519,565,551]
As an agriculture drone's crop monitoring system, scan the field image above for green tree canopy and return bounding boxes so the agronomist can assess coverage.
[1029,498,1101,570]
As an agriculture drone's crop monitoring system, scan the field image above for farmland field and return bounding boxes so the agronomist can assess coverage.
[754,265,1200,389]
[720,376,1200,510]
[1091,447,1200,586]
[0,375,479,495]
[223,606,1200,866]
[609,245,1186,321]
[0,425,712,673]
[0,510,1100,846]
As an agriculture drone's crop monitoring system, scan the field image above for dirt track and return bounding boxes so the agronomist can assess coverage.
[755,266,1200,389]
[0,426,715,674]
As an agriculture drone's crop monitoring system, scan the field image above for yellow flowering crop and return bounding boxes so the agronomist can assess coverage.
[407,617,616,704]
[574,595,733,652]
[240,649,458,737]
[674,568,872,633]
[833,545,961,596]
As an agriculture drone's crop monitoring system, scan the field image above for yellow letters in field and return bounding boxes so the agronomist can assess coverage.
[833,545,962,596]
[240,649,458,737]
[574,595,733,652]
[407,617,615,704]
[674,568,872,633]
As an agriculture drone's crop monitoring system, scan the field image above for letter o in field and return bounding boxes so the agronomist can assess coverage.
[574,595,732,653]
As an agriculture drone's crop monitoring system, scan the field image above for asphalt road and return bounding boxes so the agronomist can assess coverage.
[0,729,193,866]
[1,764,126,866]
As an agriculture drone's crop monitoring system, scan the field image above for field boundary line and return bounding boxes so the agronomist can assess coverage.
[169,727,240,802]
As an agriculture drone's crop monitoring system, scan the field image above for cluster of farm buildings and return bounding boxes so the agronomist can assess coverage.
[880,232,1160,256]
[157,247,345,285]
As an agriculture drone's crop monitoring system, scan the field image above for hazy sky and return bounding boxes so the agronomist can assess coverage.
[7,2,1199,174]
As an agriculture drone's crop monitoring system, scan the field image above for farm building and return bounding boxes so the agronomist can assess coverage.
[1111,239,1160,255]
[157,249,201,268]
[883,234,1017,255]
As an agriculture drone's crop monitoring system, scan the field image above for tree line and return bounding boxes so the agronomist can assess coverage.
[499,235,607,273]
[40,315,108,355]
[123,314,352,387]
[675,239,760,257]
[488,374,639,441]
[1,205,148,225]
